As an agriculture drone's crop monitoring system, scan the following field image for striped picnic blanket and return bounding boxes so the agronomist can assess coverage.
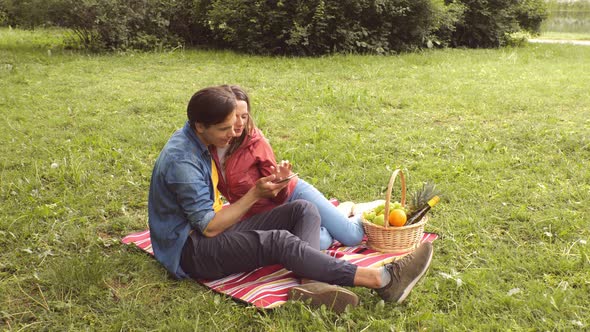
[122,230,438,308]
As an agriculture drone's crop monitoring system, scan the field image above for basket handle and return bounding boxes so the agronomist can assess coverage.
[383,169,406,229]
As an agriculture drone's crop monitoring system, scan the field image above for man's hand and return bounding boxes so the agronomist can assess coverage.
[203,164,292,237]
[254,174,290,199]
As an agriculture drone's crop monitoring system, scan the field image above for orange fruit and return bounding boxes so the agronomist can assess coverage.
[388,209,407,227]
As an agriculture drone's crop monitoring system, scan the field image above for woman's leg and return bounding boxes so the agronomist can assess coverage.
[319,227,334,250]
[289,179,364,249]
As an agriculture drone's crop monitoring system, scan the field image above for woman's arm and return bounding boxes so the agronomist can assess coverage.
[254,139,292,204]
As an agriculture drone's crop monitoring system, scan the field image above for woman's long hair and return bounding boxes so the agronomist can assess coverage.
[226,85,256,157]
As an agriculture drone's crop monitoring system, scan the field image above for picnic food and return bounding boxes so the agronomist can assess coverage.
[406,195,440,225]
[407,182,440,221]
[362,169,443,253]
[364,202,407,227]
[388,208,407,227]
[372,214,385,226]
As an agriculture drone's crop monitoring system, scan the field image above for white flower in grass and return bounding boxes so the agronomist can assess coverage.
[571,320,584,328]
[51,162,59,169]
[544,231,552,237]
[439,270,463,287]
[507,288,521,296]
[580,240,587,245]
[558,281,569,291]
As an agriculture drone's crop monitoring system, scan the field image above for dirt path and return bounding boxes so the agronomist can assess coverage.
[529,39,590,46]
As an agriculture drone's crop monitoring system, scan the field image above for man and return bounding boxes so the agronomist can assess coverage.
[148,85,434,313]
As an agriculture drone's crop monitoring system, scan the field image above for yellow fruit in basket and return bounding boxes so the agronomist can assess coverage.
[373,214,385,226]
[388,208,407,227]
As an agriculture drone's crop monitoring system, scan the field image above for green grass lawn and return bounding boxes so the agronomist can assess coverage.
[1,28,589,331]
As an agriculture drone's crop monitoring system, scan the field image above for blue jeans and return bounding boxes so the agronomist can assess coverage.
[288,179,365,250]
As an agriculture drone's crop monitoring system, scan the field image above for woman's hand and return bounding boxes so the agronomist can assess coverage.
[271,160,293,182]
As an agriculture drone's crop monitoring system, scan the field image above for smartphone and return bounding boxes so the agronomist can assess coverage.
[273,173,298,184]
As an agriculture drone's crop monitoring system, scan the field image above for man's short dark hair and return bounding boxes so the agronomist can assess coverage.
[187,85,237,129]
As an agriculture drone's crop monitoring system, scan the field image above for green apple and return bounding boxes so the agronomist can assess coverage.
[373,214,385,226]
[374,204,385,215]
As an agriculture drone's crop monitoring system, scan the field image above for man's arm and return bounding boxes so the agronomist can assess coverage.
[202,173,289,237]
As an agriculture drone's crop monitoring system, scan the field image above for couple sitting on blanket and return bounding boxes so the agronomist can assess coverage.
[148,85,434,313]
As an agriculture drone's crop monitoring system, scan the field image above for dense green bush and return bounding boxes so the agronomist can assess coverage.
[449,0,547,48]
[0,0,183,50]
[1,0,548,53]
[0,0,55,27]
[514,0,548,34]
[50,0,186,51]
[207,0,461,55]
[0,8,6,26]
[168,0,211,46]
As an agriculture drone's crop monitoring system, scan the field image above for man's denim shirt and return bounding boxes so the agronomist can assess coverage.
[148,122,216,279]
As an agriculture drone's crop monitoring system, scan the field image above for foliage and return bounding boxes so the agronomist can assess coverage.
[1,28,590,331]
[449,0,547,47]
[430,0,466,47]
[206,0,461,55]
[0,0,196,51]
[52,0,186,51]
[0,9,6,26]
[168,0,211,46]
[1,0,550,53]
[514,0,548,34]
[504,30,531,47]
[0,0,56,27]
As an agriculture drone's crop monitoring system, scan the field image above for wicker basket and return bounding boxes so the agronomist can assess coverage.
[361,169,427,253]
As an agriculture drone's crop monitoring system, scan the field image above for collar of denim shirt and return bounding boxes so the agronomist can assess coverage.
[181,121,211,158]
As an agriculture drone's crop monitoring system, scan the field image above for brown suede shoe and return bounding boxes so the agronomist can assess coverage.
[376,242,434,303]
[288,282,359,314]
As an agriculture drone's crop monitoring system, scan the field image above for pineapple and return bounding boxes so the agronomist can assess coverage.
[407,182,441,220]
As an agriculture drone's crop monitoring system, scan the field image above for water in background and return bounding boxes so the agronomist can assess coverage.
[542,0,590,33]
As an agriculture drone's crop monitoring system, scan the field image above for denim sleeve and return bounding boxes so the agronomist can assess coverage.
[165,159,215,233]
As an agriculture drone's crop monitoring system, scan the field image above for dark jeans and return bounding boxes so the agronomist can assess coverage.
[180,200,357,286]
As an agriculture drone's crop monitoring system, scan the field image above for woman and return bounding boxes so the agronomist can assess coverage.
[211,85,365,250]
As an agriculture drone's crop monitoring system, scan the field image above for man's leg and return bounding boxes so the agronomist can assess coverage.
[180,200,434,307]
[230,200,321,250]
[180,200,357,285]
